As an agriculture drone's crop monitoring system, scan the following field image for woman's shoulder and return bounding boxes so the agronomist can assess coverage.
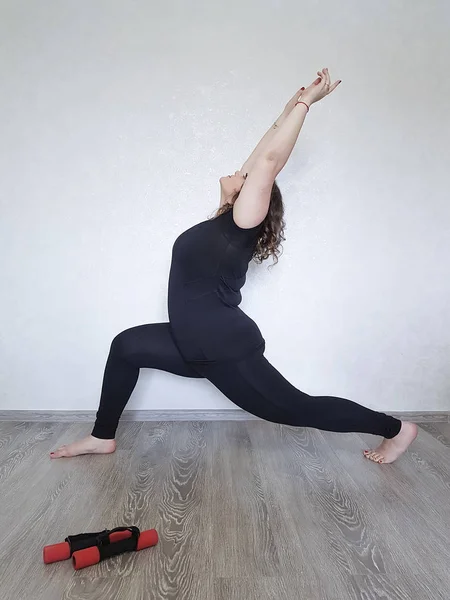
[218,207,262,246]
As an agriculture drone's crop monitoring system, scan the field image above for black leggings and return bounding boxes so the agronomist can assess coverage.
[92,323,402,440]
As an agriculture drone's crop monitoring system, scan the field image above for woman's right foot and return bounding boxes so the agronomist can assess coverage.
[364,421,418,464]
[50,435,116,459]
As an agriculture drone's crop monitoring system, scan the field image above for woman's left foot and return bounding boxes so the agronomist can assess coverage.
[364,421,418,464]
[50,435,116,459]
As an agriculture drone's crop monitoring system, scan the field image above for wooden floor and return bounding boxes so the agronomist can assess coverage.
[1,420,449,600]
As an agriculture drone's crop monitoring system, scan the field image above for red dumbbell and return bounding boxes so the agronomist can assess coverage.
[43,529,134,564]
[72,528,158,570]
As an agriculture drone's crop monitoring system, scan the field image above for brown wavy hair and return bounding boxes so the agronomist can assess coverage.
[214,180,285,264]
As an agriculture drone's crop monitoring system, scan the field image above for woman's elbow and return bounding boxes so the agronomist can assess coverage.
[258,153,282,177]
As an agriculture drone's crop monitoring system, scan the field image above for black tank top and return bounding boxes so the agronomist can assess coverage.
[168,208,265,363]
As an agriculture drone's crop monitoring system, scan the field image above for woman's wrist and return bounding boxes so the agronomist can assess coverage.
[294,100,310,111]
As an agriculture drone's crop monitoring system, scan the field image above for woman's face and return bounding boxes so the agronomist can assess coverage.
[219,171,247,199]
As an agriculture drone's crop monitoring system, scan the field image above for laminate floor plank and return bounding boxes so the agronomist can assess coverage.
[214,576,304,600]
[1,419,449,600]
[347,573,446,600]
[207,421,279,579]
[418,423,450,447]
[275,426,390,576]
[0,421,65,485]
[0,422,143,600]
[435,422,450,442]
[64,421,213,600]
[0,420,36,452]
[246,421,353,599]
[323,428,450,597]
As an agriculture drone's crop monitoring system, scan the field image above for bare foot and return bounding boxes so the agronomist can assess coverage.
[364,422,418,464]
[50,435,116,459]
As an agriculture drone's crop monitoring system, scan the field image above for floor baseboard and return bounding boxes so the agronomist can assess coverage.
[0,409,448,423]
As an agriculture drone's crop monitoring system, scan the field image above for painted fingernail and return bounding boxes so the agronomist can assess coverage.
[301,87,305,90]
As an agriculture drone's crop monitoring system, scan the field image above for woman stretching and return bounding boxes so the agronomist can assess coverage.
[51,68,417,464]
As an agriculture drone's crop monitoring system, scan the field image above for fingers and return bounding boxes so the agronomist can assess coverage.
[294,86,306,101]
[315,69,329,93]
[317,69,326,82]
[329,79,342,93]
[286,86,307,110]
[306,68,341,104]
[317,68,341,95]
[317,68,330,88]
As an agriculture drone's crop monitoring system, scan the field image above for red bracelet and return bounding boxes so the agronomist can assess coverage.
[295,101,310,112]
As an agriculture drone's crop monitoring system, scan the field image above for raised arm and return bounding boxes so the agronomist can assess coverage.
[233,68,341,229]
[259,68,340,175]
[239,85,306,175]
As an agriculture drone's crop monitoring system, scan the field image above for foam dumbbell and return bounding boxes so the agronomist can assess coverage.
[43,528,135,564]
[72,527,158,570]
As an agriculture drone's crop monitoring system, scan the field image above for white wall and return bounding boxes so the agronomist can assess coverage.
[1,0,449,413]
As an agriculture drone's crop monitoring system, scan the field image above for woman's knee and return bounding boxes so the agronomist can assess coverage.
[109,328,136,361]
[275,391,315,425]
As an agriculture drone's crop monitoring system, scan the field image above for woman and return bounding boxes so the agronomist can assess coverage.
[51,68,417,464]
